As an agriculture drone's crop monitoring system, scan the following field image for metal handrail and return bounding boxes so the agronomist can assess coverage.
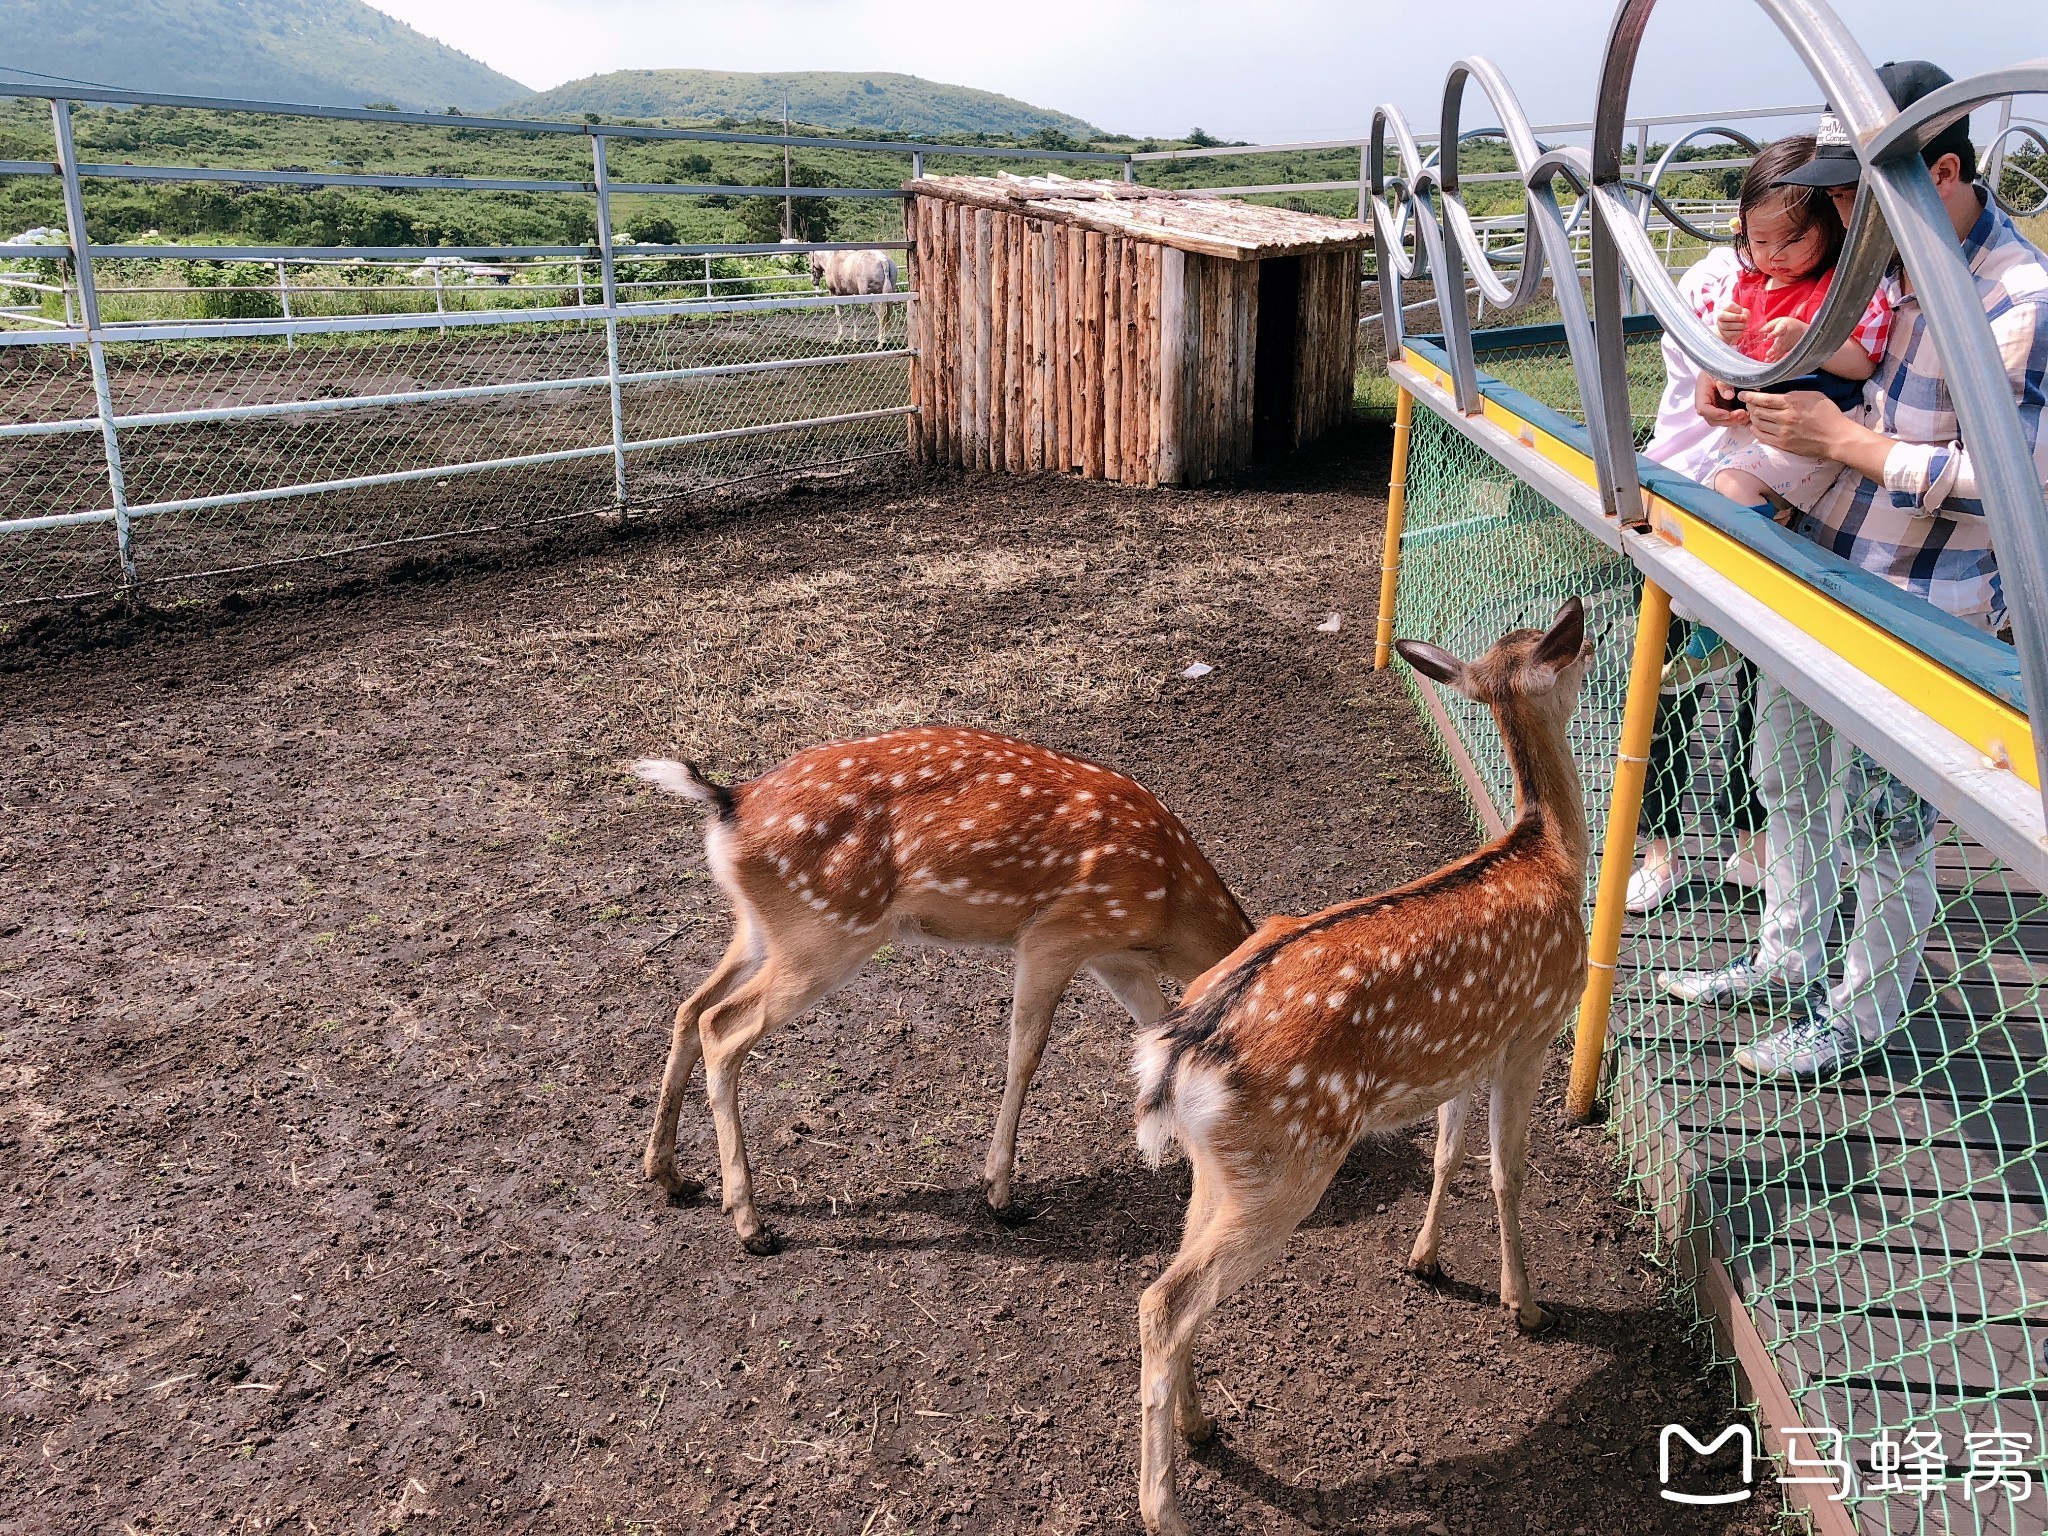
[1370,3,2048,840]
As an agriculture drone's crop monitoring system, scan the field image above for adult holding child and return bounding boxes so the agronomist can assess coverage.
[1625,130,1894,914]
[1659,61,2048,1079]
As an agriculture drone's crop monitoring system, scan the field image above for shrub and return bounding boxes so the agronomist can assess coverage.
[186,260,283,319]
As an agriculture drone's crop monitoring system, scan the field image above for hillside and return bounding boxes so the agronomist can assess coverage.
[0,0,529,112]
[511,70,1103,140]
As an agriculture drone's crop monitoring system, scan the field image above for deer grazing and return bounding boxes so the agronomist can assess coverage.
[633,725,1252,1254]
[1128,599,1592,1535]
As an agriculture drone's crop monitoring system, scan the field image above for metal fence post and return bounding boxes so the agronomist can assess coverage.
[50,98,137,591]
[911,151,923,181]
[1122,158,1135,184]
[431,262,447,336]
[589,132,629,515]
[1568,577,1672,1120]
[276,258,294,350]
[1373,388,1416,670]
[1986,95,2014,200]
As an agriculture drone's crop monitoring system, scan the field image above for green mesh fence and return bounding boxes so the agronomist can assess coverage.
[1393,332,2048,1535]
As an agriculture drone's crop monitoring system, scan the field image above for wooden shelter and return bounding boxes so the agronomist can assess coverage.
[904,175,1370,487]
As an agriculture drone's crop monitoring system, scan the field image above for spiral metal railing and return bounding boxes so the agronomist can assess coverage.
[1371,6,2047,1532]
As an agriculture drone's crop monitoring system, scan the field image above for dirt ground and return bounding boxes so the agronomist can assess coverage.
[1,431,1781,1535]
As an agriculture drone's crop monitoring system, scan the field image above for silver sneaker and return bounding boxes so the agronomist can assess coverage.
[1731,1007,1872,1080]
[1656,959,1802,1007]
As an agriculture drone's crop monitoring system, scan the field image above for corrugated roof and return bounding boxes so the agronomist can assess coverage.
[905,173,1371,261]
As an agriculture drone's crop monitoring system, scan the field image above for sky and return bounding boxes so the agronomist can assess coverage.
[369,0,2045,144]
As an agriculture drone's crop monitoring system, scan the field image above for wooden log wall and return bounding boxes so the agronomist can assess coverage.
[1289,250,1362,450]
[907,195,1357,485]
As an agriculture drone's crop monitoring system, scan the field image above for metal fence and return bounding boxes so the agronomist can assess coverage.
[0,86,1129,607]
[1369,7,2048,1533]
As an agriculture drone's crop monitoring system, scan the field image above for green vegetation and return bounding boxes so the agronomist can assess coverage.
[509,69,1103,141]
[0,96,1153,254]
[2,0,526,113]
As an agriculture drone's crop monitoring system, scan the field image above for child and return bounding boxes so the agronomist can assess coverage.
[1667,134,1897,688]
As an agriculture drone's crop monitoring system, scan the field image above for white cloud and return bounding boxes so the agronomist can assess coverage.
[370,0,2045,144]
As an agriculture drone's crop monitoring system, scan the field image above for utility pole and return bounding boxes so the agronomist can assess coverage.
[782,98,793,241]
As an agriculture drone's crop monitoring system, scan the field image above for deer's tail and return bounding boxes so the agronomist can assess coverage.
[632,758,737,821]
[1133,1027,1233,1169]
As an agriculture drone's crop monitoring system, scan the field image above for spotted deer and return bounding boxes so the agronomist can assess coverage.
[633,725,1252,1254]
[1128,599,1592,1535]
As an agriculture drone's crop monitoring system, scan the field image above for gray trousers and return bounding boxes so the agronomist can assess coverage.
[1748,679,1942,1045]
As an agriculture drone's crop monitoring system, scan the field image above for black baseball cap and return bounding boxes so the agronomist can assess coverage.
[1776,60,1975,188]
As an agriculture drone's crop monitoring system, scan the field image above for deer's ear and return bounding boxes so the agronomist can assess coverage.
[1394,638,1468,691]
[1532,596,1586,670]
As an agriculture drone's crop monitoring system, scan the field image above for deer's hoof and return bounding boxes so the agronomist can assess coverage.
[1513,1300,1554,1334]
[985,1197,1034,1229]
[738,1226,782,1257]
[1408,1257,1446,1283]
[661,1176,706,1207]
[1141,1501,1192,1536]
[1180,1409,1216,1446]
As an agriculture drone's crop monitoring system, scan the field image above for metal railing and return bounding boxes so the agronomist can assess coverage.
[0,84,1132,604]
[1369,6,2048,1531]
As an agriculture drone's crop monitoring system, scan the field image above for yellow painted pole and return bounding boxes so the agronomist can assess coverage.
[1373,387,1416,670]
[1567,578,1673,1122]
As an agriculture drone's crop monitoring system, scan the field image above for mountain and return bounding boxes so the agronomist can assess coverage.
[0,0,529,113]
[510,70,1104,140]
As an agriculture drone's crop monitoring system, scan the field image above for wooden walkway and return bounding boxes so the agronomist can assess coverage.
[1606,831,2048,1536]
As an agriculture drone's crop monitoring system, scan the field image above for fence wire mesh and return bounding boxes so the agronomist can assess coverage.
[0,299,912,608]
[1394,336,2047,1535]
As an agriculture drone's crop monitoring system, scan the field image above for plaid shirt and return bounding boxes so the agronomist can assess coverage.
[1796,192,2048,634]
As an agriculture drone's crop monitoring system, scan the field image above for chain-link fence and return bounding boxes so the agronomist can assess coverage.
[1391,329,2046,1534]
[0,299,912,604]
[0,84,1154,612]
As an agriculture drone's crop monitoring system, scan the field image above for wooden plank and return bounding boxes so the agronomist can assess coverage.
[1157,246,1185,486]
[1057,224,1076,471]
[950,199,966,468]
[1079,230,1100,478]
[1023,220,1042,472]
[1077,226,1094,474]
[907,173,1374,263]
[974,208,994,472]
[930,198,952,467]
[1130,241,1146,481]
[903,196,924,460]
[1236,255,1257,472]
[1000,212,1017,469]
[1679,1232,1864,1536]
[987,209,1008,470]
[1131,242,1152,485]
[1728,1240,2048,1327]
[1103,236,1124,482]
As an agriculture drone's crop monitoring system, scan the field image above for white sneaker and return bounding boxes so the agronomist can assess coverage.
[1731,1004,1873,1080]
[1657,959,1804,1007]
[1626,858,1688,914]
[1720,842,1764,889]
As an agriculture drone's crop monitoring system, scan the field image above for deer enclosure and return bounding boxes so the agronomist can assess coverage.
[3,447,1775,1535]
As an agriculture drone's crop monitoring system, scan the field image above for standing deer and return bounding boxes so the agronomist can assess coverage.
[1128,599,1592,1535]
[633,725,1252,1254]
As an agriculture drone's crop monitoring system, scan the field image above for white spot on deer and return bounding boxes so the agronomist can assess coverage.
[1287,1065,1307,1088]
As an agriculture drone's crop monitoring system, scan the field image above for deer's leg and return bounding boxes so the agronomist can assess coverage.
[644,918,757,1202]
[1488,1037,1552,1331]
[1171,1159,1222,1445]
[1139,1169,1333,1536]
[1087,953,1169,1026]
[1408,1091,1473,1279]
[701,939,867,1255]
[982,942,1083,1216]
